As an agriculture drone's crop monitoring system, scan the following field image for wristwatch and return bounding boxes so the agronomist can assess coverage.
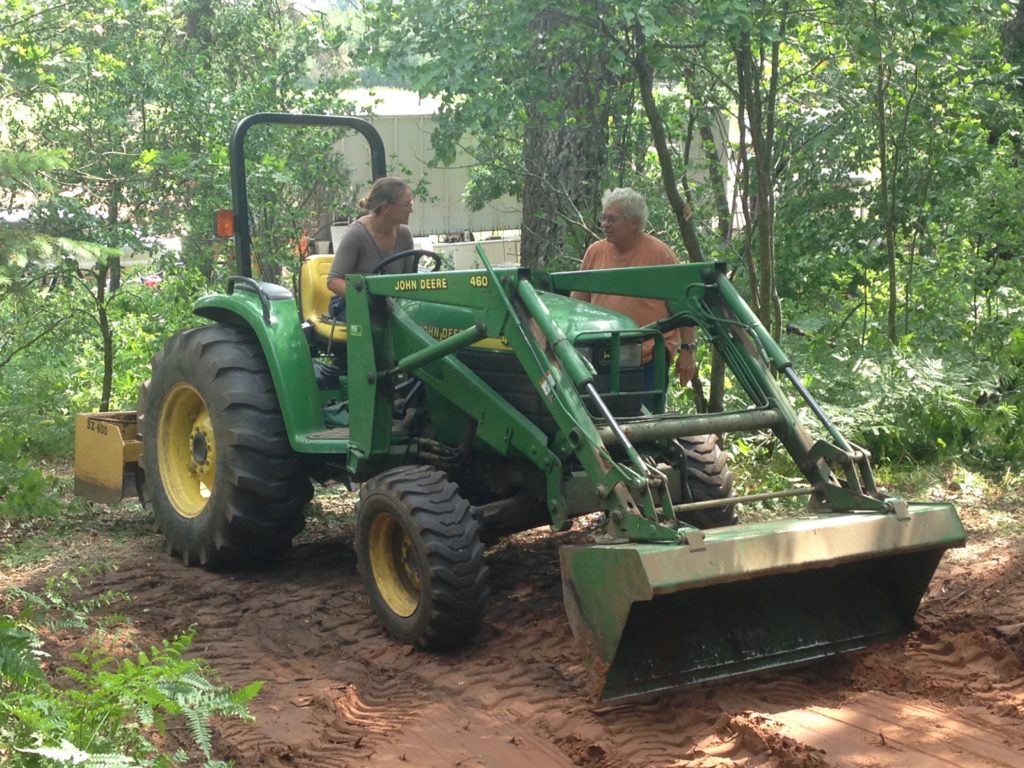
[679,343,697,351]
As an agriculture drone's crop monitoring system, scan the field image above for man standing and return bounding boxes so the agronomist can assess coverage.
[570,188,697,389]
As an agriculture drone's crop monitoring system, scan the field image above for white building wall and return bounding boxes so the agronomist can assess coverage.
[335,113,522,238]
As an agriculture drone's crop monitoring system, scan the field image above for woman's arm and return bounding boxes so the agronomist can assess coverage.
[327,275,347,297]
[326,224,368,296]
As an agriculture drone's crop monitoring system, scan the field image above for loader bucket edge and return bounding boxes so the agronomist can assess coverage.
[560,503,965,702]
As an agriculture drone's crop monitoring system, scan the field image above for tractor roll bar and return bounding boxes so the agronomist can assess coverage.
[229,113,388,277]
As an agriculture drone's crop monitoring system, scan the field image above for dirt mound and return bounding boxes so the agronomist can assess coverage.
[6,498,1024,767]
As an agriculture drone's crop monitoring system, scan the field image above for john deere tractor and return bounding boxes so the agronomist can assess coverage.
[75,114,965,702]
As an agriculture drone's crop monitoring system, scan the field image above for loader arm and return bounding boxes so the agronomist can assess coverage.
[551,261,888,513]
[344,265,668,532]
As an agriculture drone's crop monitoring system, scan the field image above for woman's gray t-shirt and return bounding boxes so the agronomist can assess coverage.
[327,221,416,280]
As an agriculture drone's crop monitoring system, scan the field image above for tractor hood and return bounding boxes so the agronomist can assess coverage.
[400,289,641,347]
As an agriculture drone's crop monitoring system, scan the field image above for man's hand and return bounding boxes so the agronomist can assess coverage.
[675,348,696,386]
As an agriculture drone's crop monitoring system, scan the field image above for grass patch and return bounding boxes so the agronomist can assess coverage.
[1,491,155,573]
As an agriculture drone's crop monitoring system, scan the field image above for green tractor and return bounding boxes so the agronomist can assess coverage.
[75,114,965,702]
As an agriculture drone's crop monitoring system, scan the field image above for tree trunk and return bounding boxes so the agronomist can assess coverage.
[719,0,791,342]
[734,19,785,339]
[520,11,610,269]
[96,259,115,413]
[633,29,704,262]
[734,84,761,321]
[1001,0,1024,87]
[701,123,732,241]
[99,189,123,412]
[875,52,898,343]
[700,122,730,413]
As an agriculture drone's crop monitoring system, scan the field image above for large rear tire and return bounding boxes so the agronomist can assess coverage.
[140,324,311,568]
[673,433,737,528]
[356,465,489,650]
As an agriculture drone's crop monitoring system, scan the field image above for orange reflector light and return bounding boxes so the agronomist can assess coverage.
[213,209,235,238]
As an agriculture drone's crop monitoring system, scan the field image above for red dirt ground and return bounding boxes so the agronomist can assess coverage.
[4,481,1024,768]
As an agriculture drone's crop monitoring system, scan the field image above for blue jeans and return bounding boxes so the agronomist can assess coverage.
[642,360,656,392]
[328,295,347,322]
[642,360,657,411]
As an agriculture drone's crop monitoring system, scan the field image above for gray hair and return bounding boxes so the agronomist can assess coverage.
[602,188,648,229]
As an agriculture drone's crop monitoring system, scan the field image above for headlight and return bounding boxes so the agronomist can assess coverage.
[577,342,642,369]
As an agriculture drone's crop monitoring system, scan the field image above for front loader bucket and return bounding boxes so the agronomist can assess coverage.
[560,503,965,702]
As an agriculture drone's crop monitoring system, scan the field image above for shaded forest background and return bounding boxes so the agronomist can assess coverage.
[2,0,1024,518]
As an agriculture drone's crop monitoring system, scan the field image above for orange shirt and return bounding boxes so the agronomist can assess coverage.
[570,234,681,363]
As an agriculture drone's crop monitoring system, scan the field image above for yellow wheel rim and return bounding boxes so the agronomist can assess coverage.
[367,513,421,617]
[157,382,216,519]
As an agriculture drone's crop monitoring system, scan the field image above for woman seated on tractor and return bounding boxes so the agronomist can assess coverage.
[326,176,417,322]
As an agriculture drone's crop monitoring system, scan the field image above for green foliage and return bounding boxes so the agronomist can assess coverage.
[1,0,1023,473]
[370,0,620,268]
[6,569,127,633]
[823,348,976,463]
[0,571,261,767]
[2,0,362,414]
[0,429,60,521]
[241,126,355,283]
[64,259,213,413]
[724,436,813,520]
[0,615,46,687]
[780,335,1022,470]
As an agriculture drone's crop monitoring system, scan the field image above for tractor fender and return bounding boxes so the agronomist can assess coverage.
[193,283,325,447]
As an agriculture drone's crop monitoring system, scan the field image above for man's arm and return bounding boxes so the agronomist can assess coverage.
[570,243,600,302]
[675,326,697,385]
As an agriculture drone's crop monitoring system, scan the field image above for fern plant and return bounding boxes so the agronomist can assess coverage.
[7,568,127,633]
[1,570,261,767]
[52,630,261,765]
[0,615,46,687]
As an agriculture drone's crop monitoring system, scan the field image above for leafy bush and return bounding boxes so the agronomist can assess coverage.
[0,571,260,767]
[790,339,1023,470]
[0,430,61,521]
[65,259,212,415]
[962,395,1024,469]
[823,348,975,463]
[0,255,210,470]
[693,329,1023,489]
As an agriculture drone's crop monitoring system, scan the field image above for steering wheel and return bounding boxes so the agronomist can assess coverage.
[372,249,443,275]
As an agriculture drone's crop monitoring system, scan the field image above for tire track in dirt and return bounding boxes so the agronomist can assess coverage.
[769,692,1023,768]
[850,541,1024,719]
[87,533,438,766]
[86,526,792,767]
[43,513,1024,768]
[710,539,1024,767]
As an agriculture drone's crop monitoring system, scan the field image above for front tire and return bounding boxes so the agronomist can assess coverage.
[356,465,489,649]
[140,324,311,568]
[672,433,737,528]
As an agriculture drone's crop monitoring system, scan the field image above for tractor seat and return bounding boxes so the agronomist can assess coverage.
[299,255,348,345]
